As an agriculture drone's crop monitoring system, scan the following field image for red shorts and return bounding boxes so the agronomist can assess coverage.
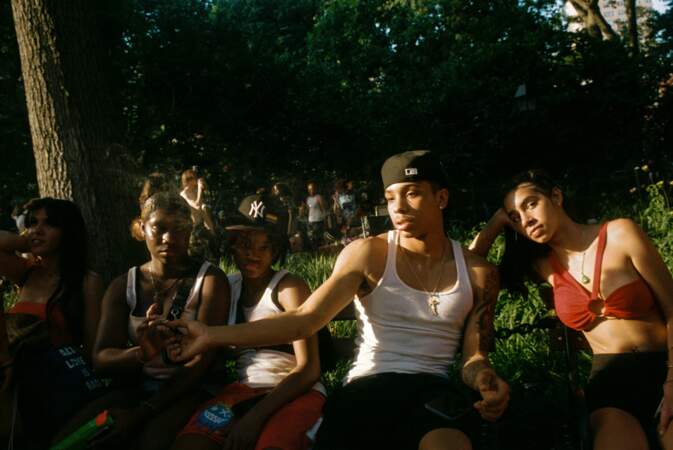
[179,382,326,450]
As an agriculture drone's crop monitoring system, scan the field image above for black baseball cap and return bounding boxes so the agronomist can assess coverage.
[226,194,288,236]
[381,150,449,189]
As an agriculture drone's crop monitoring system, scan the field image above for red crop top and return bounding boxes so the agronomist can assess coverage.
[549,222,656,331]
[9,301,73,346]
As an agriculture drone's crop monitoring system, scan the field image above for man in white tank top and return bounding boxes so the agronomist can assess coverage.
[168,150,509,450]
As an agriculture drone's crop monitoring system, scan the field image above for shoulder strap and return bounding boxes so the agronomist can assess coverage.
[451,240,473,299]
[267,269,289,295]
[382,230,397,276]
[166,262,201,321]
[591,223,609,299]
[126,267,137,311]
[185,261,212,308]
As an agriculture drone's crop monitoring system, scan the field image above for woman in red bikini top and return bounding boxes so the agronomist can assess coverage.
[470,170,673,450]
[0,198,104,446]
[0,198,103,373]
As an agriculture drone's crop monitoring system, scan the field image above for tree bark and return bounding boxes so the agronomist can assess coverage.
[11,0,139,281]
[569,0,619,40]
[624,0,640,56]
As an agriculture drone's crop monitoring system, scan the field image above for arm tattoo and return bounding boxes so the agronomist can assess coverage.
[476,268,498,354]
[462,268,499,389]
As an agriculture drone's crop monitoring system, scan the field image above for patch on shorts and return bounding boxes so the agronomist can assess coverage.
[196,404,234,430]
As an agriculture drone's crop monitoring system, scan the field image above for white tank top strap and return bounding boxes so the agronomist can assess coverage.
[265,269,289,295]
[126,267,138,311]
[227,272,243,325]
[450,239,472,299]
[185,261,213,308]
[381,230,398,280]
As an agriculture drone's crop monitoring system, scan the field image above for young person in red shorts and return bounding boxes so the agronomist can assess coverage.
[470,170,673,450]
[165,151,509,450]
[172,193,324,450]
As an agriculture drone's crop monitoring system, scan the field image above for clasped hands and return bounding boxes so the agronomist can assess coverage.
[139,314,207,366]
[135,304,194,364]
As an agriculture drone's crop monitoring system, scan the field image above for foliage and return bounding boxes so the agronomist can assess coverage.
[2,1,672,221]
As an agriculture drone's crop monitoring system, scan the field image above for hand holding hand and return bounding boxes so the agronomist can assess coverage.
[164,319,211,367]
[473,369,509,422]
[136,303,172,362]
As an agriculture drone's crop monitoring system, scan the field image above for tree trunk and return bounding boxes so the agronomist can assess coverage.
[11,0,139,281]
[569,0,619,40]
[624,0,640,56]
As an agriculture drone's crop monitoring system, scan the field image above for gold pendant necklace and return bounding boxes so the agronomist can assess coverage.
[401,240,447,317]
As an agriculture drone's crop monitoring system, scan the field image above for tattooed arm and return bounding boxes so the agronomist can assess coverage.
[461,251,509,421]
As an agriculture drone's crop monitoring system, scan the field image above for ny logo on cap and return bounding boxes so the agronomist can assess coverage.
[249,200,266,219]
[405,168,418,176]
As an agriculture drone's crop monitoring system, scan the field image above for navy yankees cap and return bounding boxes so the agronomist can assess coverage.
[226,194,288,236]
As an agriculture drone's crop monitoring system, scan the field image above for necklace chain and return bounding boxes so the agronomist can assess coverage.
[401,239,448,316]
[580,250,590,284]
[148,263,181,306]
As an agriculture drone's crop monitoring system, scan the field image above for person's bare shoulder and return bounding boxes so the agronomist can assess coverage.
[277,272,310,293]
[606,218,641,240]
[462,246,499,292]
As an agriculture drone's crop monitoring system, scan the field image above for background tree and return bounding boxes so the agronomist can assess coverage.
[10,0,139,280]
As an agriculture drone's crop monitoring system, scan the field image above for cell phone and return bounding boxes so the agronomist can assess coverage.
[424,392,472,421]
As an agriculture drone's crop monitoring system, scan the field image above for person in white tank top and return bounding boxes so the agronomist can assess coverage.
[53,191,231,450]
[167,151,509,450]
[304,181,326,251]
[173,193,324,450]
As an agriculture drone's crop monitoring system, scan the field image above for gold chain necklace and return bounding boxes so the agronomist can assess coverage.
[401,239,448,316]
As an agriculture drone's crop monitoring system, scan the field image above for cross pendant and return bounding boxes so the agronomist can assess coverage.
[428,295,440,316]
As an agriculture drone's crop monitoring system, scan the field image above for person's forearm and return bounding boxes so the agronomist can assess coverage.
[0,231,29,254]
[195,185,203,206]
[247,367,319,424]
[461,354,493,390]
[207,309,324,349]
[93,347,145,375]
[202,209,216,234]
[469,216,506,257]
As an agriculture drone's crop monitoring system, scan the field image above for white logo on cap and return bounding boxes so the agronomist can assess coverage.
[249,200,266,219]
[405,168,418,176]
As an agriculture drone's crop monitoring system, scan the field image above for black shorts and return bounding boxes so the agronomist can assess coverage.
[586,352,666,446]
[314,372,479,450]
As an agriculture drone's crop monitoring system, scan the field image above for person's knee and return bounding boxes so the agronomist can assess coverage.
[590,407,637,430]
[418,428,472,450]
[590,407,648,450]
